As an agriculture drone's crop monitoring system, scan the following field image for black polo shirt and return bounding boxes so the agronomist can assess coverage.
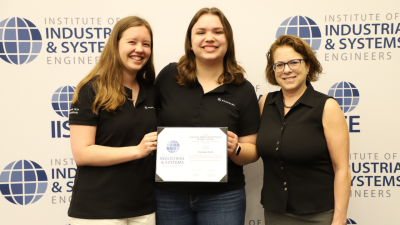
[68,78,158,219]
[256,82,334,214]
[155,63,260,194]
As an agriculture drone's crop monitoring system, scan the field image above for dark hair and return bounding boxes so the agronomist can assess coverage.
[265,35,322,86]
[176,7,245,86]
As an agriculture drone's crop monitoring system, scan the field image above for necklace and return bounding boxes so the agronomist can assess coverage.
[283,99,293,108]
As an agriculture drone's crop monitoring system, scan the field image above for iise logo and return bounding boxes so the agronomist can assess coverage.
[328,81,361,133]
[328,81,360,113]
[51,86,75,138]
[166,140,180,153]
[0,160,48,205]
[276,15,322,50]
[0,17,42,65]
[347,218,357,224]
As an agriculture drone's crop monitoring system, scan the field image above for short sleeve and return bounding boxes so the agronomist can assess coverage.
[69,82,99,126]
[237,82,260,137]
[155,63,178,109]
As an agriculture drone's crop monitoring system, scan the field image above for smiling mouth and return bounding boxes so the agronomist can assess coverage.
[130,56,143,61]
[202,46,218,50]
[283,76,296,81]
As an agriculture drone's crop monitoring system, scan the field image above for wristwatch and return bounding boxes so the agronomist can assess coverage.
[229,145,241,158]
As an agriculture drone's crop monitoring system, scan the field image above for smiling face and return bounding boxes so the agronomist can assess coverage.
[191,14,227,64]
[118,25,151,77]
[273,45,310,93]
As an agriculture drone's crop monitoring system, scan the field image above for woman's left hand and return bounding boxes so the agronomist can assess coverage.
[227,131,238,156]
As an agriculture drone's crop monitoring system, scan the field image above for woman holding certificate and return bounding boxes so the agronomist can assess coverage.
[155,7,260,225]
[67,16,158,225]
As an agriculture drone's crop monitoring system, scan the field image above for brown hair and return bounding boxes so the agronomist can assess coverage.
[176,7,245,86]
[72,16,155,114]
[265,35,322,86]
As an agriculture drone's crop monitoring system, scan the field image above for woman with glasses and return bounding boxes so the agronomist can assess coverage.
[154,7,260,225]
[242,35,350,225]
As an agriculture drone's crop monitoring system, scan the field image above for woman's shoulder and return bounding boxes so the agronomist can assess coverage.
[312,88,332,101]
[155,62,178,84]
[77,78,97,98]
[158,63,178,76]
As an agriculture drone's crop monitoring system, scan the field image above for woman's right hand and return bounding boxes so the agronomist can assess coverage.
[137,132,158,158]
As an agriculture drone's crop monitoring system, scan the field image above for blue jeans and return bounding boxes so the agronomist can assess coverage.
[155,187,246,225]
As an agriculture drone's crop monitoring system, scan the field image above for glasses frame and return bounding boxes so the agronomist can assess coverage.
[272,59,305,72]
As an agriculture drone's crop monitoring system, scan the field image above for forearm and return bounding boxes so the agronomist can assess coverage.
[332,167,351,224]
[230,143,260,166]
[73,145,142,167]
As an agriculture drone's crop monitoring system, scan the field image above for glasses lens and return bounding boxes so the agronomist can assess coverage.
[274,63,284,72]
[288,59,301,70]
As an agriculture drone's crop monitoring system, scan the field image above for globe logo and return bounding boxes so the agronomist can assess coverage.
[166,140,180,153]
[0,17,42,65]
[328,81,360,113]
[52,86,76,118]
[347,218,357,224]
[0,160,48,205]
[276,15,322,50]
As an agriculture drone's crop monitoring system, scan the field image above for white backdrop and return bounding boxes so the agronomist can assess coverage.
[1,0,399,224]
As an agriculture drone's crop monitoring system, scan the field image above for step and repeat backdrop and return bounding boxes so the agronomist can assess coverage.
[1,0,399,224]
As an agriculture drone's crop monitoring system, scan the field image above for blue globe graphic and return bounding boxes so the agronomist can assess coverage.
[276,15,322,50]
[328,81,360,113]
[0,17,42,65]
[166,140,180,153]
[347,218,357,224]
[0,160,48,205]
[52,86,76,118]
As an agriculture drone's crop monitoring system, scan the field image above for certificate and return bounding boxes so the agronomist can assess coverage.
[155,127,228,182]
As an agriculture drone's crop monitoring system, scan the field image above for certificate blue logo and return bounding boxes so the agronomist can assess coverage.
[166,140,180,153]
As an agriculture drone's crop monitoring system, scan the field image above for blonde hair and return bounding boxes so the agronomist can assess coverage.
[176,7,245,87]
[72,16,155,114]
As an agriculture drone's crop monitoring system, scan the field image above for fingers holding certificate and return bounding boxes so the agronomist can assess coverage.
[156,127,228,182]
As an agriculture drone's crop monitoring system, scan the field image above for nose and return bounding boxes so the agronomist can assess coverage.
[205,31,215,42]
[135,44,144,53]
[283,63,292,73]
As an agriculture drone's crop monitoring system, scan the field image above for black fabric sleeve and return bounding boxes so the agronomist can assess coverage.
[69,82,99,126]
[237,81,260,137]
[155,63,177,109]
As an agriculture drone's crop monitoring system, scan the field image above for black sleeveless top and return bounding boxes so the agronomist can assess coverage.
[256,82,334,214]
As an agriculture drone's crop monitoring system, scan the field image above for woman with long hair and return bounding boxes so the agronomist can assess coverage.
[68,16,158,225]
[155,7,260,225]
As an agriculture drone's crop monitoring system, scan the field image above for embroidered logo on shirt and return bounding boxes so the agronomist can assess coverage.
[145,106,155,109]
[69,108,79,114]
[217,98,235,106]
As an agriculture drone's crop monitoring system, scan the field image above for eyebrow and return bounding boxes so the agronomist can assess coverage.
[126,38,151,42]
[194,27,224,31]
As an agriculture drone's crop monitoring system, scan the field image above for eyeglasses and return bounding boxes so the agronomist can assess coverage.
[272,59,304,72]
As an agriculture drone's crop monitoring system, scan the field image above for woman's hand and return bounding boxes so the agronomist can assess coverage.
[227,131,239,156]
[137,132,158,158]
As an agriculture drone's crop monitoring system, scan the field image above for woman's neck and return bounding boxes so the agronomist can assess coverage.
[282,83,307,106]
[195,58,224,82]
[122,71,138,89]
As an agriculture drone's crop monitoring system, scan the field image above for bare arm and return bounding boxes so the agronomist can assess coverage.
[228,94,268,166]
[323,99,351,225]
[70,125,157,166]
